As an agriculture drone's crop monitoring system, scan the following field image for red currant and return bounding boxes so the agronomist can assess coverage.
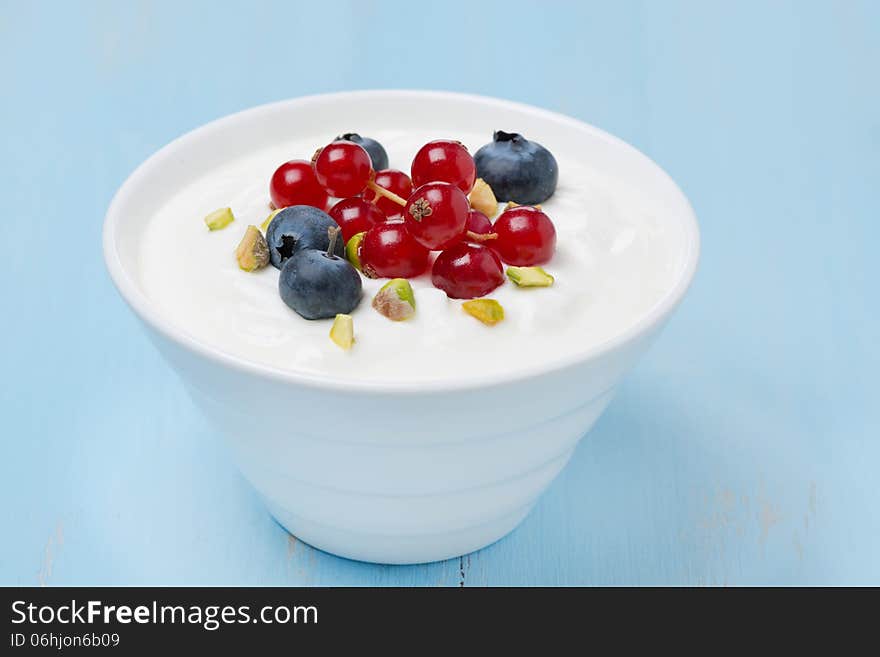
[312,141,372,198]
[404,182,469,250]
[360,222,430,279]
[363,169,413,220]
[493,206,557,265]
[465,209,493,235]
[269,160,330,210]
[411,140,476,193]
[432,243,505,299]
[328,197,386,242]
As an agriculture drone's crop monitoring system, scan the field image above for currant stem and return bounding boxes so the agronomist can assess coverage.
[467,230,498,242]
[327,226,341,256]
[366,180,407,207]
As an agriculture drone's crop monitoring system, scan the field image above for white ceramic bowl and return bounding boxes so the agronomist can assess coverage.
[103,90,699,564]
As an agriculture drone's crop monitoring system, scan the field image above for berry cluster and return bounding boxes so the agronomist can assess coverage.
[267,135,557,302]
[214,131,559,346]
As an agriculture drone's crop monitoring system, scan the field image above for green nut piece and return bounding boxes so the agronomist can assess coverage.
[468,178,498,218]
[372,278,416,321]
[462,299,505,326]
[204,207,235,231]
[329,314,354,350]
[346,231,367,271]
[235,225,270,271]
[506,266,554,287]
[261,207,283,232]
[503,201,541,211]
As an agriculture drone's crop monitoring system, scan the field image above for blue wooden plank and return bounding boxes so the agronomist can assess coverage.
[1,0,878,586]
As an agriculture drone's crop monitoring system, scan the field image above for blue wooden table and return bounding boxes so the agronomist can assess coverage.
[2,0,878,586]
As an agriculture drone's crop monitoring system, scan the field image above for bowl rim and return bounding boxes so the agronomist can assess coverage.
[103,89,700,395]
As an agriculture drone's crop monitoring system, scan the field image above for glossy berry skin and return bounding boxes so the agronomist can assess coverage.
[329,197,386,242]
[404,182,469,250]
[465,209,494,235]
[270,160,330,210]
[279,248,362,320]
[359,222,430,279]
[266,205,344,269]
[474,131,558,204]
[336,133,388,170]
[312,141,372,198]
[493,205,557,266]
[411,140,476,193]
[363,169,413,220]
[432,243,505,299]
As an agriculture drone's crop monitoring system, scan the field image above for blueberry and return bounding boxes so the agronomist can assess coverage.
[335,133,389,171]
[266,205,344,269]
[278,229,363,320]
[473,131,558,205]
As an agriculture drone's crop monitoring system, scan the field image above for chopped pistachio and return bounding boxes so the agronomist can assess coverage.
[462,299,505,325]
[235,225,270,271]
[261,207,283,232]
[346,231,367,271]
[468,178,498,218]
[372,278,416,321]
[329,314,354,350]
[503,201,541,211]
[506,266,554,287]
[204,207,235,230]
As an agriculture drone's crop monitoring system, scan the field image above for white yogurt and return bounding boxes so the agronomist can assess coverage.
[138,131,686,384]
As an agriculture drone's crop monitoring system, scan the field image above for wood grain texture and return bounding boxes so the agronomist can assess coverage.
[1,0,878,585]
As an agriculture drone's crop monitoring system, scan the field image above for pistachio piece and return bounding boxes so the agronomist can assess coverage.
[329,314,354,350]
[506,266,554,287]
[346,231,366,271]
[235,225,270,271]
[260,207,283,232]
[372,278,416,321]
[503,201,541,212]
[468,178,499,218]
[204,207,235,231]
[462,299,505,325]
